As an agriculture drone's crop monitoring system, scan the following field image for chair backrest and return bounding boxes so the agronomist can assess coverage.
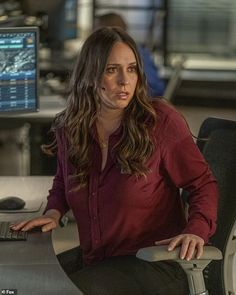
[196,117,236,295]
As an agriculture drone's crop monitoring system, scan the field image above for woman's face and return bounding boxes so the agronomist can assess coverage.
[99,42,138,111]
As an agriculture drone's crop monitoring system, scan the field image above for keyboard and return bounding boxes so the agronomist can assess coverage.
[0,221,28,241]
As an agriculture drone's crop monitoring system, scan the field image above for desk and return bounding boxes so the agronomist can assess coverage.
[0,95,66,122]
[0,176,83,295]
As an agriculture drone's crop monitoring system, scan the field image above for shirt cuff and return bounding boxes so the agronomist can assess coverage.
[181,218,211,243]
[43,201,69,218]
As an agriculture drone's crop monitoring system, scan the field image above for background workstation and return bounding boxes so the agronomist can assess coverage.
[0,0,236,294]
[1,0,236,176]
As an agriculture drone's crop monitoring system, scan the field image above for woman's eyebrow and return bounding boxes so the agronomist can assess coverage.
[106,62,137,66]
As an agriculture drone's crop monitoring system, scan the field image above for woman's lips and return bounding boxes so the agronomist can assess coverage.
[116,91,129,99]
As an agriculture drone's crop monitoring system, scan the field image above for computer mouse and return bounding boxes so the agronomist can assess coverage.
[0,196,25,210]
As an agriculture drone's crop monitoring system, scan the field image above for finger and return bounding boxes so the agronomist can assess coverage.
[21,218,53,231]
[179,237,191,259]
[155,238,172,246]
[10,220,29,230]
[196,241,204,259]
[185,240,196,261]
[167,236,183,251]
[41,221,57,232]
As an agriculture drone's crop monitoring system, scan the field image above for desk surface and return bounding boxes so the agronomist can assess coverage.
[0,176,83,295]
[0,95,66,122]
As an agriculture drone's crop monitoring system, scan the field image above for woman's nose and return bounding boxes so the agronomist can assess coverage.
[118,71,129,86]
[119,80,129,86]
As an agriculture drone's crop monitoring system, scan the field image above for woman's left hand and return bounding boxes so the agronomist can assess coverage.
[154,234,204,261]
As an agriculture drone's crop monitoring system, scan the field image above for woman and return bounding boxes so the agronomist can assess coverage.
[12,27,218,295]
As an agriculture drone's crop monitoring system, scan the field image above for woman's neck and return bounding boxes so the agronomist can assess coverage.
[96,108,123,134]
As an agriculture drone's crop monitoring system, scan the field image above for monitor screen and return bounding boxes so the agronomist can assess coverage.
[0,26,39,113]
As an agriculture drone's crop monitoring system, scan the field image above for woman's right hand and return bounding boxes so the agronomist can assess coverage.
[11,209,61,232]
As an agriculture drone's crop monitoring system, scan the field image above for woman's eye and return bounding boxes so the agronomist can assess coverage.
[106,67,117,73]
[128,66,137,72]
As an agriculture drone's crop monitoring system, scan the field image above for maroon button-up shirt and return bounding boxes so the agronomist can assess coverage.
[45,100,218,264]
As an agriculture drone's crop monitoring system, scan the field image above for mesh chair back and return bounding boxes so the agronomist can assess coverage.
[197,117,236,295]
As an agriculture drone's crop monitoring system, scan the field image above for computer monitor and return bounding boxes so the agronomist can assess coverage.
[0,26,39,113]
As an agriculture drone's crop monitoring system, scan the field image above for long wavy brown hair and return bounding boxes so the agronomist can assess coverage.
[42,27,157,190]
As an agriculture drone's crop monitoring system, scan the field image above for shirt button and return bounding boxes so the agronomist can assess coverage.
[91,192,96,197]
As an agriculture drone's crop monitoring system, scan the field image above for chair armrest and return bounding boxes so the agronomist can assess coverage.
[136,245,222,262]
[136,245,222,295]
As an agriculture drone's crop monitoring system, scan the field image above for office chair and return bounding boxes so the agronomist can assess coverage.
[137,117,236,295]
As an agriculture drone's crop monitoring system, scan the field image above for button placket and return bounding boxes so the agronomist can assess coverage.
[89,170,101,248]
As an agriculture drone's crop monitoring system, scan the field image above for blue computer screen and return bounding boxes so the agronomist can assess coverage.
[0,27,39,113]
